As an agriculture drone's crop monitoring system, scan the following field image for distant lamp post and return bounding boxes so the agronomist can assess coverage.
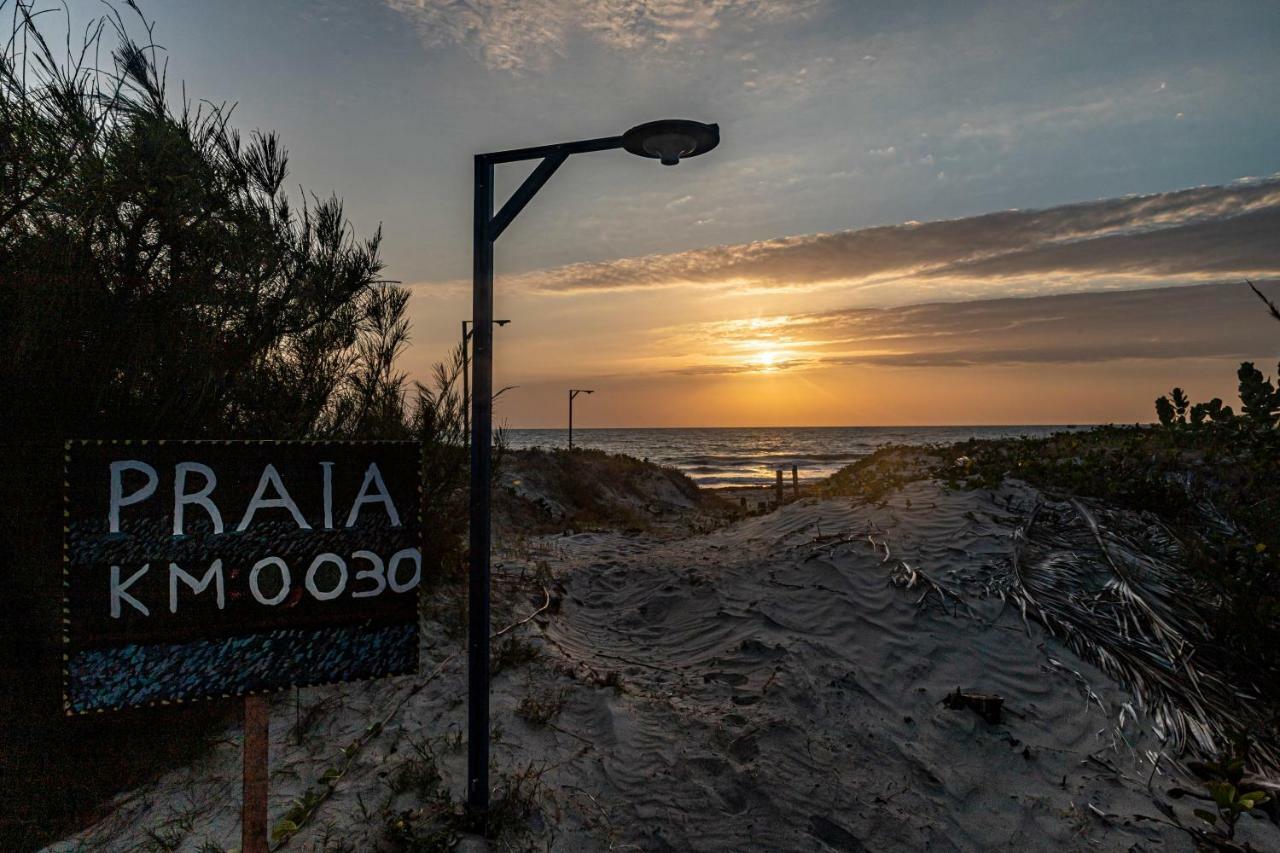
[567,388,594,450]
[467,119,719,814]
[462,319,510,445]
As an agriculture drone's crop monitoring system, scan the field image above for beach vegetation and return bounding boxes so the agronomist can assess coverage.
[516,682,570,726]
[141,825,183,852]
[0,2,482,847]
[1,4,404,443]
[497,446,721,533]
[1236,362,1280,426]
[822,281,1280,780]
[411,344,507,590]
[1188,737,1272,842]
[385,762,547,851]
[492,636,542,675]
[938,425,1280,747]
[388,736,444,799]
[1146,734,1276,847]
[819,445,934,503]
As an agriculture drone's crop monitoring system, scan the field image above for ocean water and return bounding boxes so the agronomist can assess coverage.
[503,426,1091,487]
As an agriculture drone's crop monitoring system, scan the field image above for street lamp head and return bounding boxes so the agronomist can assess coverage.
[622,119,719,166]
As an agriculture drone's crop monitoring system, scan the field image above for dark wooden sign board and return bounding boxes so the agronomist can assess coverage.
[62,439,423,850]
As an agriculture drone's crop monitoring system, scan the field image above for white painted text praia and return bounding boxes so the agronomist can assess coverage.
[103,460,420,617]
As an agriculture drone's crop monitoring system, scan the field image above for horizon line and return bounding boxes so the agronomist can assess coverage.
[501,423,1115,430]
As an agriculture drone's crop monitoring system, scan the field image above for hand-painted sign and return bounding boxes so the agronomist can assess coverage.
[62,440,422,714]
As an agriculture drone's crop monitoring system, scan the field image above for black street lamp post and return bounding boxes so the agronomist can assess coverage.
[468,120,719,813]
[462,319,509,445]
[568,388,594,450]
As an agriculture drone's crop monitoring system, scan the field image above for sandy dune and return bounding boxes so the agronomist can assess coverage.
[46,477,1275,851]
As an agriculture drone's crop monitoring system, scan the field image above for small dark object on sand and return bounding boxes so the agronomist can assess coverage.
[942,687,1004,724]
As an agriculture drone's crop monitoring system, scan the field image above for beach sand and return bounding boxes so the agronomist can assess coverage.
[44,456,1274,851]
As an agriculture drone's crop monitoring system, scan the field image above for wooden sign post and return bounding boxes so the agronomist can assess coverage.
[243,695,269,853]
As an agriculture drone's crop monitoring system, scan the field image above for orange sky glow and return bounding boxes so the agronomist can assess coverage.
[404,181,1280,427]
[106,1,1280,428]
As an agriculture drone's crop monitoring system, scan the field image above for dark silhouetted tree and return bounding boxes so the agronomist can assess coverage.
[0,4,432,846]
[1190,397,1234,426]
[1237,362,1279,427]
[1153,282,1277,429]
[0,1,408,443]
[1171,387,1190,422]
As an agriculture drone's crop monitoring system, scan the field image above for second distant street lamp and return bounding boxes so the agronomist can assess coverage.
[567,388,594,450]
[461,319,509,445]
[468,119,719,813]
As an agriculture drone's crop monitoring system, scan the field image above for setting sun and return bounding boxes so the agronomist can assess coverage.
[752,350,781,370]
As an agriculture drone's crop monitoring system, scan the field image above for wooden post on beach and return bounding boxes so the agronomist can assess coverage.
[776,469,784,503]
[242,695,269,853]
[739,496,747,510]
[791,464,799,498]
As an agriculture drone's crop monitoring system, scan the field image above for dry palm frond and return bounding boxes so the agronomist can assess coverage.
[999,493,1278,773]
[1248,279,1280,325]
[889,559,977,618]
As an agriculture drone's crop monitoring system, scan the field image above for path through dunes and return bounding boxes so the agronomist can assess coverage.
[50,481,1251,851]
[533,481,1190,851]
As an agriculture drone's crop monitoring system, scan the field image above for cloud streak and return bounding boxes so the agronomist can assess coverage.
[664,280,1280,374]
[502,177,1280,299]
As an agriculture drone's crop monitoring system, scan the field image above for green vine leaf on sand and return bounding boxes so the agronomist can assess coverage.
[1209,781,1236,807]
[270,819,299,843]
[1194,808,1218,825]
[1182,735,1274,842]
